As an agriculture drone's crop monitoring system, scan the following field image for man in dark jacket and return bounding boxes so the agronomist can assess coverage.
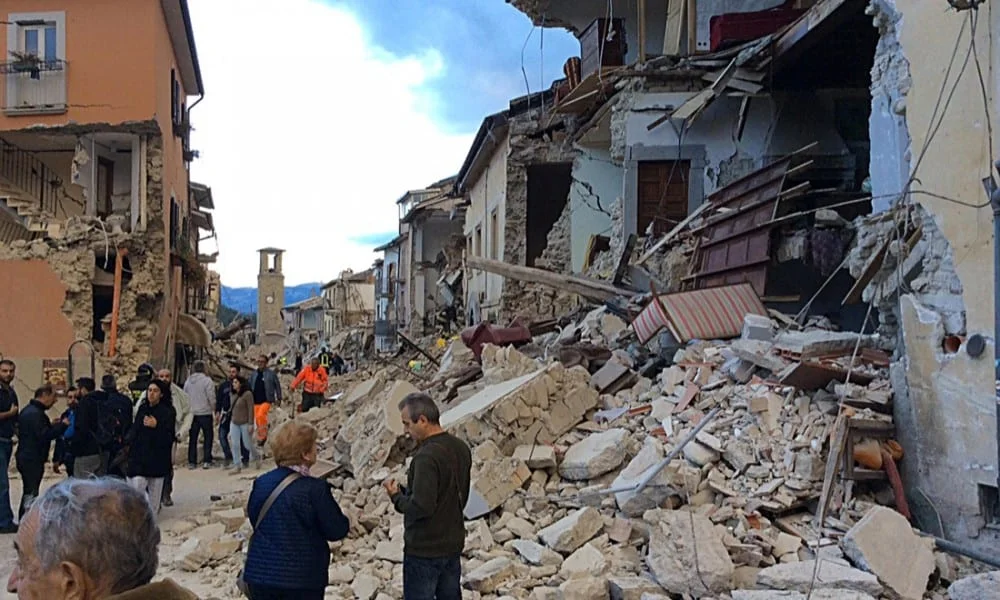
[15,385,65,518]
[71,378,106,478]
[384,392,472,600]
[100,375,133,479]
[52,386,79,476]
[0,359,19,534]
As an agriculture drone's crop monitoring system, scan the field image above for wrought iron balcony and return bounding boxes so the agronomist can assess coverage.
[1,59,67,114]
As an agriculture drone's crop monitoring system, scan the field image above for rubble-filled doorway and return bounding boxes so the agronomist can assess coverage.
[526,163,572,267]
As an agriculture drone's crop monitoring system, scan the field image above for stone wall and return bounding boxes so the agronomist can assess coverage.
[862,0,999,551]
[500,110,579,322]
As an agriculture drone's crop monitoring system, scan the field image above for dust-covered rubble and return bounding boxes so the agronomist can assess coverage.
[168,306,995,599]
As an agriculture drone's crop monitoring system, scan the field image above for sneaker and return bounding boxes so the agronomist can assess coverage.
[202,463,211,470]
[161,498,174,507]
[0,524,17,534]
[232,466,242,475]
[187,464,197,470]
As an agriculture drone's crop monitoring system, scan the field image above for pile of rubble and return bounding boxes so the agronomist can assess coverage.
[169,305,997,600]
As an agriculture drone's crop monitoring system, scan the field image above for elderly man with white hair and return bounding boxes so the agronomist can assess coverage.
[6,478,197,599]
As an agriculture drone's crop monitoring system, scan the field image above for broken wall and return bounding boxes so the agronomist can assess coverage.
[865,0,999,550]
[619,91,853,237]
[569,147,619,272]
[502,110,579,321]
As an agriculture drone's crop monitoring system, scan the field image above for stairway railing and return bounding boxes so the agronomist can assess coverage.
[0,136,62,217]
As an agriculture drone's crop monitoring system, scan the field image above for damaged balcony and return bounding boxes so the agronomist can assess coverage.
[1,59,67,115]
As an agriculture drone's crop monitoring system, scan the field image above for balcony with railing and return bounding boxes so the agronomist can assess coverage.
[1,59,67,115]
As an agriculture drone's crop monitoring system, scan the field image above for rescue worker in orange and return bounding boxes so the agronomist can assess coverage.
[290,357,328,413]
[248,355,282,446]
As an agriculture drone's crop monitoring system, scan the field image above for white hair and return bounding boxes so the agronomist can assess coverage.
[33,478,160,593]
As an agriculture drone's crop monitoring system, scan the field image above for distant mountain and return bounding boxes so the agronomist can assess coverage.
[221,283,323,315]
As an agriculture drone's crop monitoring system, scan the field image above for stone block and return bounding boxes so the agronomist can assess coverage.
[559,428,629,481]
[212,508,246,533]
[644,509,733,597]
[733,592,876,600]
[948,571,1000,600]
[334,379,420,483]
[682,440,720,467]
[560,543,607,580]
[351,573,380,600]
[465,457,531,519]
[538,507,604,554]
[374,539,403,563]
[513,444,557,469]
[756,561,882,595]
[559,577,609,600]
[742,314,774,342]
[464,557,516,593]
[613,437,675,517]
[608,575,664,600]
[511,539,563,566]
[842,506,934,600]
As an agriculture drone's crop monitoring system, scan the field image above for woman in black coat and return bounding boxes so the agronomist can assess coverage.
[126,379,176,517]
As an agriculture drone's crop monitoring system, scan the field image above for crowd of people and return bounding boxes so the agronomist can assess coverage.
[0,355,474,600]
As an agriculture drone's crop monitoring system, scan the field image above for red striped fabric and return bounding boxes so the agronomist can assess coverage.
[660,283,766,342]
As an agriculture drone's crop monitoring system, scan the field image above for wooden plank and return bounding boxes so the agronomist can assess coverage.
[664,0,685,55]
[815,413,848,527]
[686,0,698,55]
[842,235,890,305]
[701,71,763,94]
[638,0,647,63]
[613,234,638,286]
[466,255,633,303]
[634,202,709,266]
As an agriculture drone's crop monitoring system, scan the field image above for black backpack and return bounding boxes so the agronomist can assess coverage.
[94,393,128,449]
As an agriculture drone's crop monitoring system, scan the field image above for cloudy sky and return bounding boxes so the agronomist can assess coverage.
[188,0,576,287]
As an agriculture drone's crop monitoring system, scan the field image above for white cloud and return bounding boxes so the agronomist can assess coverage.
[188,0,473,286]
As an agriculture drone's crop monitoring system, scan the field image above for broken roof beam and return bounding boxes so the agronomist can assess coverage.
[466,256,633,304]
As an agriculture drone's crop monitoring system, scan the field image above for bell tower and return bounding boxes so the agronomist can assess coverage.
[257,248,285,340]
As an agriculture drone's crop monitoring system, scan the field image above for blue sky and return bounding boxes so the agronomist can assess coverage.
[332,0,579,132]
[190,1,577,286]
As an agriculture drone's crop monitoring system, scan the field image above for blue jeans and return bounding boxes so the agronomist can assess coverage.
[403,554,461,600]
[0,441,14,527]
[229,424,258,468]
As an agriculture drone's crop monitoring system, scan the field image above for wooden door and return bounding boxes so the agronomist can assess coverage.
[637,160,690,235]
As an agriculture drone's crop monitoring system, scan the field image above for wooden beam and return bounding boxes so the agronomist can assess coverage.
[108,248,127,358]
[634,202,710,266]
[466,256,633,303]
[686,0,698,55]
[664,0,685,56]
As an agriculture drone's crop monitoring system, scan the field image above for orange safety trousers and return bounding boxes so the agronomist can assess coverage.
[254,402,271,442]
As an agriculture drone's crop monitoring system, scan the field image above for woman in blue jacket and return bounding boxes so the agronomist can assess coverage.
[242,421,351,599]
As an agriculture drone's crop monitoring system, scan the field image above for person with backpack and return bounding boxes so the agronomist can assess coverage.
[71,378,107,478]
[100,375,134,479]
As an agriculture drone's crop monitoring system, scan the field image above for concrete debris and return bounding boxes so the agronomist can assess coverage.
[558,428,630,481]
[841,506,934,600]
[538,507,605,554]
[464,557,517,593]
[756,561,883,595]
[160,303,972,600]
[644,509,734,597]
[948,571,1000,600]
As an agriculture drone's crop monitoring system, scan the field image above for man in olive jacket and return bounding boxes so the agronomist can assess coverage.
[383,393,471,600]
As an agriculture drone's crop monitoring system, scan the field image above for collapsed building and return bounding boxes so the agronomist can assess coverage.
[462,0,1000,552]
[0,0,217,395]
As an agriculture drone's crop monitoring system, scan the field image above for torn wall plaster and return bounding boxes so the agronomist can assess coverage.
[867,0,913,213]
[897,294,998,545]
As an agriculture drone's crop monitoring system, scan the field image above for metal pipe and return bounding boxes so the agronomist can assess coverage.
[573,406,722,499]
[108,248,127,358]
[916,531,1000,569]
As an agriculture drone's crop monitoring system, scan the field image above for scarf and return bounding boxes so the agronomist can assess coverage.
[289,464,311,477]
